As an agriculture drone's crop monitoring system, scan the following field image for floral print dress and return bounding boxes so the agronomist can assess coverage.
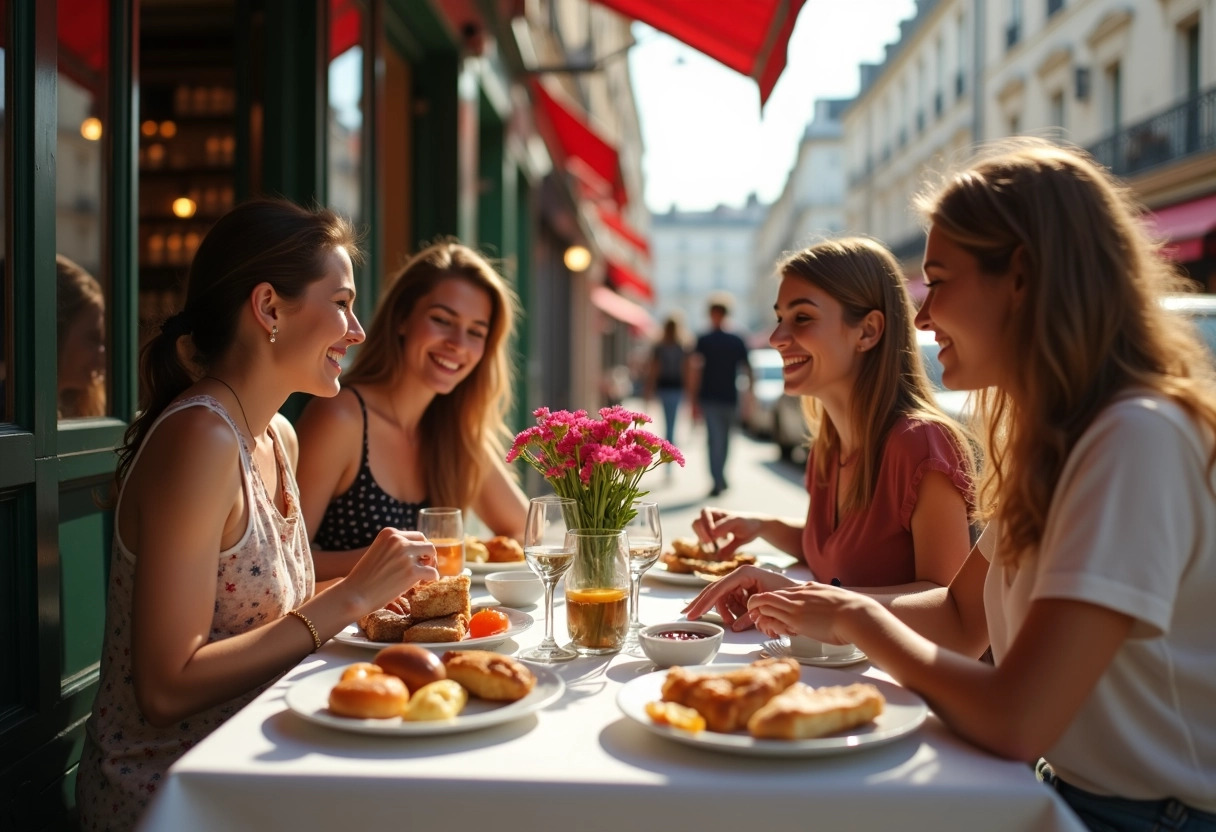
[76,395,313,831]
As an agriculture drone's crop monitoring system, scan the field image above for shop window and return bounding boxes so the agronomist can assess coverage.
[57,0,111,420]
[328,0,364,227]
[1,2,8,422]
[136,1,237,366]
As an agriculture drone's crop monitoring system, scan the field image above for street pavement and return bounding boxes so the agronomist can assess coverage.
[624,397,809,548]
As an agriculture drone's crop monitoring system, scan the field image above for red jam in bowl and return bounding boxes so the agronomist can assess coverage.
[652,630,708,641]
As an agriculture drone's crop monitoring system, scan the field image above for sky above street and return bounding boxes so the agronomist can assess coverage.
[629,0,917,213]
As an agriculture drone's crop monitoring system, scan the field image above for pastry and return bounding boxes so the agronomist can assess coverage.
[401,679,467,721]
[442,649,536,701]
[358,609,412,642]
[747,682,885,739]
[373,644,446,691]
[328,673,409,719]
[401,612,469,643]
[485,535,525,563]
[404,575,471,620]
[466,536,490,564]
[661,657,800,733]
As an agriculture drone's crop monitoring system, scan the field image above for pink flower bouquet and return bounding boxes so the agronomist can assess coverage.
[506,406,685,531]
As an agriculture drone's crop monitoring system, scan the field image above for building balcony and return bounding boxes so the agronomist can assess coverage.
[1087,86,1216,178]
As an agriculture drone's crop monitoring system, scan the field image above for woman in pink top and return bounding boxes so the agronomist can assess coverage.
[688,237,975,625]
[76,199,439,831]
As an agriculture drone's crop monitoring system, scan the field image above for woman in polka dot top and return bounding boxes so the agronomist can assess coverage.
[297,240,528,580]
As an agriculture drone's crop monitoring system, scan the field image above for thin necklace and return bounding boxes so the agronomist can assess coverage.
[204,375,256,443]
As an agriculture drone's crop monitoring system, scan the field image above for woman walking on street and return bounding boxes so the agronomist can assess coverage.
[645,314,691,446]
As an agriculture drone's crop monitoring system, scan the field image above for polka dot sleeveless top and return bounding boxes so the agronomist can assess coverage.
[312,387,428,549]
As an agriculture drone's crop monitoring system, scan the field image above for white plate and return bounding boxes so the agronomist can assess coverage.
[286,664,564,736]
[617,663,927,757]
[333,605,533,652]
[761,639,869,667]
[467,560,530,576]
[645,565,709,586]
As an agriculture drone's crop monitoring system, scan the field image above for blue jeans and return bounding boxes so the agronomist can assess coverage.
[657,388,682,445]
[1037,760,1216,832]
[701,400,736,492]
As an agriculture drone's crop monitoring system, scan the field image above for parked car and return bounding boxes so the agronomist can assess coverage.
[743,348,786,438]
[1163,293,1216,355]
[917,329,970,422]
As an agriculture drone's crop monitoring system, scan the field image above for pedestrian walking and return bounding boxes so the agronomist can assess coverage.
[688,295,751,497]
[644,314,691,446]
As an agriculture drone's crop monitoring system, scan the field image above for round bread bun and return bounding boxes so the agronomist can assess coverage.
[340,662,386,682]
[374,644,446,692]
[328,674,409,719]
[486,535,525,563]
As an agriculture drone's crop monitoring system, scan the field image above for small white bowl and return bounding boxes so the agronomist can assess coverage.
[785,635,857,659]
[483,571,544,607]
[638,621,724,667]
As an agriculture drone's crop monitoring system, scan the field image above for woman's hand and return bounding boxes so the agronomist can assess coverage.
[746,583,878,645]
[691,508,766,559]
[344,527,439,613]
[681,565,797,631]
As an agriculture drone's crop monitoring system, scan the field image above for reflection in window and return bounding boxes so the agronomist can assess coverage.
[1,26,8,421]
[328,0,363,226]
[57,0,111,419]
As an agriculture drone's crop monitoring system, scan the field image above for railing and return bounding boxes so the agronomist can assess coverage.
[1087,87,1216,178]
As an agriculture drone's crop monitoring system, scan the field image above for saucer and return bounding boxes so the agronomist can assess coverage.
[761,639,868,667]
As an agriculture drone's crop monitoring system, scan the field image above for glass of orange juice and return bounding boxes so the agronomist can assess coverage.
[418,507,464,576]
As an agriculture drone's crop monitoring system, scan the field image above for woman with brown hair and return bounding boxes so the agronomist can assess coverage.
[56,254,107,418]
[735,141,1216,831]
[77,198,438,830]
[688,236,976,609]
[296,240,527,580]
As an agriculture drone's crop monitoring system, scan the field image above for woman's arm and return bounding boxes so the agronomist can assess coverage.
[128,408,439,727]
[295,391,369,579]
[748,585,1131,760]
[472,450,529,540]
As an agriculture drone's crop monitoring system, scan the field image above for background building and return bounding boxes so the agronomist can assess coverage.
[651,196,768,337]
[837,0,1216,287]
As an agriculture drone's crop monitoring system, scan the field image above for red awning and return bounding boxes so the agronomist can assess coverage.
[58,0,109,93]
[532,81,628,207]
[590,285,655,333]
[330,0,362,60]
[591,0,807,106]
[597,206,651,258]
[606,260,654,302]
[1146,194,1216,262]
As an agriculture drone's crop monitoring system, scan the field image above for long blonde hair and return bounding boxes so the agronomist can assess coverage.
[780,237,976,513]
[917,139,1216,563]
[342,240,518,511]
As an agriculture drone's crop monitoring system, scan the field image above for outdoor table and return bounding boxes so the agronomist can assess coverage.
[138,563,1086,832]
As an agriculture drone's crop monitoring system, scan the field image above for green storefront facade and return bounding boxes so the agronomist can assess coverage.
[0,1,575,827]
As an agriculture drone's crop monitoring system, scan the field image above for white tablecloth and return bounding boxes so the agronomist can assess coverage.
[139,566,1086,832]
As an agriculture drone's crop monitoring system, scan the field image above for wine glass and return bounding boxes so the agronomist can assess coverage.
[519,496,578,663]
[622,501,662,657]
[418,507,464,577]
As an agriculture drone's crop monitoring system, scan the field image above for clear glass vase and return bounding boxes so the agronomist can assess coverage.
[564,529,630,656]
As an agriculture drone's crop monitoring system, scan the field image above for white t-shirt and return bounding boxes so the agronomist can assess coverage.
[979,393,1216,811]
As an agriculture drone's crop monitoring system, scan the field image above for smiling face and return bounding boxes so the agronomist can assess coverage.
[915,225,1019,391]
[768,273,869,406]
[398,276,492,395]
[282,246,364,397]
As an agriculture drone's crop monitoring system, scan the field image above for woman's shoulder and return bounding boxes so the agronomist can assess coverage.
[886,414,961,457]
[1086,391,1209,455]
[134,399,243,474]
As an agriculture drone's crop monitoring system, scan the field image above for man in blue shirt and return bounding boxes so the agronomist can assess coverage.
[689,297,752,497]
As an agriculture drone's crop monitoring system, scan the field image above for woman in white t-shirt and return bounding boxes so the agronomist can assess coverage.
[742,139,1216,831]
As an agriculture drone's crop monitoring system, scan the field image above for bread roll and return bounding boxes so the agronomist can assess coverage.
[374,644,446,691]
[485,535,525,563]
[340,662,386,682]
[747,682,885,739]
[442,650,536,702]
[402,679,467,721]
[328,674,409,719]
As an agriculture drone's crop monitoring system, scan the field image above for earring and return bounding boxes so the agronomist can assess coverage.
[270,325,278,344]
